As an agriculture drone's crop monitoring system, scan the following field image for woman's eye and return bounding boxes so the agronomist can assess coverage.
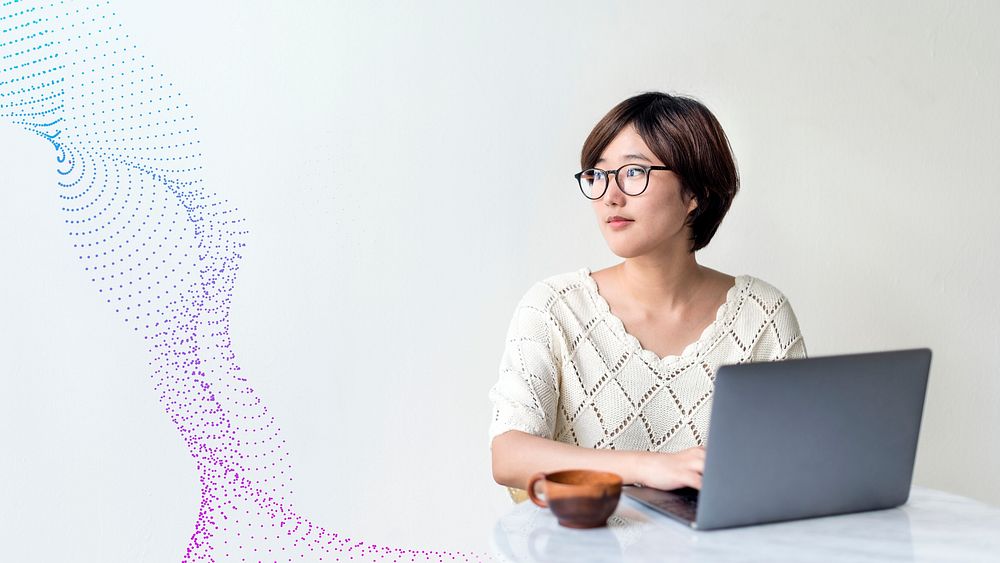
[625,166,646,177]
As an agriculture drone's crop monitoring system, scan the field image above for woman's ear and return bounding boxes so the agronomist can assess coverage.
[686,195,699,216]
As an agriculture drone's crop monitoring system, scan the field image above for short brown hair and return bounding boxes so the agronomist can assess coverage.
[580,92,739,252]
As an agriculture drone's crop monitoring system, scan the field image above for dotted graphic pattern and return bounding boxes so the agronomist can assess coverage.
[1,1,488,561]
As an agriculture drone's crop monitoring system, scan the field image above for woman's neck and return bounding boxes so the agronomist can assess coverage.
[613,251,706,312]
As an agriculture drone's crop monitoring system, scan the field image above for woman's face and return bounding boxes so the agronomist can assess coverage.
[590,125,697,259]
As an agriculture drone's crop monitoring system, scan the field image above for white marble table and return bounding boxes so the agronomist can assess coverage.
[492,487,1000,562]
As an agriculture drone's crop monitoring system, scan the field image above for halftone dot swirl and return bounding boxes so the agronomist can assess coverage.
[1,1,490,561]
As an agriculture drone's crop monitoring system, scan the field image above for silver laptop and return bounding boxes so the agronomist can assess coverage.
[624,348,932,530]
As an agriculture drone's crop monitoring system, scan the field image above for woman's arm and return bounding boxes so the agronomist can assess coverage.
[491,430,706,491]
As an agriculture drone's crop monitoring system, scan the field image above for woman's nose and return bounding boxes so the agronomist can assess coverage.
[602,175,626,206]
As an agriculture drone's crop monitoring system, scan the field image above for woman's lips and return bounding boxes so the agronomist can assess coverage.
[607,218,633,230]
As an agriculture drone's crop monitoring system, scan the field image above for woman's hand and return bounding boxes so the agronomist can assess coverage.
[633,447,706,490]
[491,430,706,492]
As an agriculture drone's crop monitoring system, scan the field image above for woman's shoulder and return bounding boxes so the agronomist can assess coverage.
[539,268,591,290]
[739,274,795,302]
[513,268,593,310]
[732,274,803,324]
[736,274,807,357]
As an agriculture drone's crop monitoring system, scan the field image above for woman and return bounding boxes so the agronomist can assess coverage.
[489,92,807,496]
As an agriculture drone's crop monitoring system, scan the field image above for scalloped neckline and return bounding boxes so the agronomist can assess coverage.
[578,268,747,365]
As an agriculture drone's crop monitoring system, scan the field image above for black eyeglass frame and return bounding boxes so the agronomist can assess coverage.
[574,164,672,200]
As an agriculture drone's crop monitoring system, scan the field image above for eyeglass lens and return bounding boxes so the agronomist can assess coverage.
[579,165,649,199]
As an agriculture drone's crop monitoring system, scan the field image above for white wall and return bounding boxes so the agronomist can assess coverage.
[1,0,997,559]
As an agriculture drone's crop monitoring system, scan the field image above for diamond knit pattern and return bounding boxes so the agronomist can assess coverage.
[489,269,807,453]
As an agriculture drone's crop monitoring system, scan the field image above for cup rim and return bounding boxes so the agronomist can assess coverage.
[544,469,623,487]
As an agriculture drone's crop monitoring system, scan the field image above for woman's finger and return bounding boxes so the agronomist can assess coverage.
[693,472,704,489]
[687,472,703,490]
[690,458,705,473]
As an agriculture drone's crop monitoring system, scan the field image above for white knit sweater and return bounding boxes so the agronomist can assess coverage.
[488,268,807,452]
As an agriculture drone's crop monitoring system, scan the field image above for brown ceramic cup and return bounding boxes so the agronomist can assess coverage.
[527,469,623,529]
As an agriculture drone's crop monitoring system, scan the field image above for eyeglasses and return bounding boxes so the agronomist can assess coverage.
[574,164,671,200]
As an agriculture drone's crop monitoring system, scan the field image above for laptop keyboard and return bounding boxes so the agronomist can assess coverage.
[628,486,699,523]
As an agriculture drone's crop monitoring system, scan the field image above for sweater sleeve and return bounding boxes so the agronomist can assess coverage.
[488,287,562,444]
[744,280,808,362]
[775,298,808,360]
